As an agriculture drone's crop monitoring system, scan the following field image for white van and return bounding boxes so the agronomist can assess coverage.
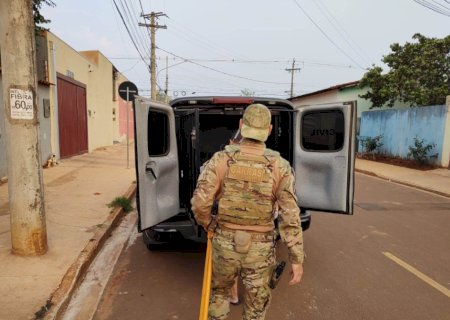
[134,96,356,248]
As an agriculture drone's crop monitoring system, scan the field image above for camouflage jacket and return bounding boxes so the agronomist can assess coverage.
[191,139,304,264]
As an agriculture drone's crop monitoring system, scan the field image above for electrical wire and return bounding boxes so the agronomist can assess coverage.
[108,56,361,69]
[430,0,450,10]
[138,0,153,48]
[291,0,366,69]
[312,0,373,66]
[157,46,291,85]
[118,0,151,59]
[167,16,252,60]
[111,0,149,67]
[412,0,450,16]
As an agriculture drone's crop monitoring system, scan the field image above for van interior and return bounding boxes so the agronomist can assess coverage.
[174,105,293,210]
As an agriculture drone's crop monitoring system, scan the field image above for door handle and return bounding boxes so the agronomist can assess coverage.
[145,163,157,179]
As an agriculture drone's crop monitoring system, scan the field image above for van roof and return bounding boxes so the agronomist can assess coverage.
[170,96,294,110]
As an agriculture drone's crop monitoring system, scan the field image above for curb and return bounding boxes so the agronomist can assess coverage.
[39,183,137,320]
[356,168,450,199]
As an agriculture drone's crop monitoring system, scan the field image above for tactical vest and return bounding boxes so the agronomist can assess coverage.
[217,150,278,226]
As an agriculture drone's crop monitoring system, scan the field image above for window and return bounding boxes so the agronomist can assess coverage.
[301,110,344,151]
[148,110,169,156]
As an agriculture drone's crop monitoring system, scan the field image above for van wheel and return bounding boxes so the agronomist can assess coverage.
[143,230,163,251]
[145,243,160,251]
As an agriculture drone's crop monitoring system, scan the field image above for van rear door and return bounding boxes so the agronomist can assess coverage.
[294,102,356,214]
[135,97,180,231]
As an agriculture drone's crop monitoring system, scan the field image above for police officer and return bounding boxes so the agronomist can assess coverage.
[191,104,304,320]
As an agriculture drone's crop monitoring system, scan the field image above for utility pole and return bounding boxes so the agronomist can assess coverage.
[139,12,167,101]
[165,56,169,103]
[0,0,48,255]
[285,59,301,98]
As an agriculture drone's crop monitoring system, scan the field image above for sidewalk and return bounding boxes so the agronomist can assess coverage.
[0,143,136,320]
[356,158,450,198]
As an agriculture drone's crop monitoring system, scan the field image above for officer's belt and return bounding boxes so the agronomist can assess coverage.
[219,221,274,233]
[216,225,275,242]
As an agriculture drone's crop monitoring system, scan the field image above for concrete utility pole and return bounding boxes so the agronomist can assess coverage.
[139,12,167,101]
[0,0,48,255]
[285,59,301,98]
[165,56,169,103]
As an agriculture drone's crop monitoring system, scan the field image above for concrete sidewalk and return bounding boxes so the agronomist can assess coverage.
[356,158,450,198]
[0,143,136,320]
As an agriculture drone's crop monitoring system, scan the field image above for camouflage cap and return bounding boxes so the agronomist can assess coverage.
[241,104,271,142]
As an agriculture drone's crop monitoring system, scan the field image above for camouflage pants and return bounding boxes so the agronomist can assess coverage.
[209,227,276,320]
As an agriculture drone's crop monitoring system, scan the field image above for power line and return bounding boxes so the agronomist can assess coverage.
[313,0,373,66]
[412,0,450,16]
[107,56,363,69]
[430,0,450,10]
[111,0,149,67]
[156,46,291,85]
[167,16,252,60]
[118,0,150,59]
[291,0,366,69]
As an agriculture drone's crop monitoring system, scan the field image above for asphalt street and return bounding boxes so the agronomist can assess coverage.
[93,173,450,320]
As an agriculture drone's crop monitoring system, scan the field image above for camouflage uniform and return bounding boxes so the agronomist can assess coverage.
[191,104,304,320]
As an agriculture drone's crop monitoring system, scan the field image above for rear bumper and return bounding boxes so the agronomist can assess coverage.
[143,210,311,245]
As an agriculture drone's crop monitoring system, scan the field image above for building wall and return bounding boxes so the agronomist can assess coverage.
[115,70,135,141]
[46,33,129,154]
[290,90,338,107]
[46,32,90,156]
[0,78,51,178]
[359,105,450,167]
[80,50,115,150]
[442,97,450,168]
[338,86,409,119]
[1,32,130,179]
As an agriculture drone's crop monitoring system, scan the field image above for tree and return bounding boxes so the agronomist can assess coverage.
[240,88,255,97]
[359,34,450,108]
[33,0,55,30]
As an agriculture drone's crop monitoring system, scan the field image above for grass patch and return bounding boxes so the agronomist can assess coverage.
[107,196,133,213]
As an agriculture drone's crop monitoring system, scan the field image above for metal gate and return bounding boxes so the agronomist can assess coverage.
[57,74,88,158]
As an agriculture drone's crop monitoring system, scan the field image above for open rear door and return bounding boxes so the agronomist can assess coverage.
[294,101,356,214]
[134,97,180,231]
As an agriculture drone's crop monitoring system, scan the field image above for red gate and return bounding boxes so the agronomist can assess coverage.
[57,74,88,158]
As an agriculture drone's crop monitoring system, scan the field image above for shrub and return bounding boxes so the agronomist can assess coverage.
[359,135,383,158]
[407,137,437,165]
[108,196,133,213]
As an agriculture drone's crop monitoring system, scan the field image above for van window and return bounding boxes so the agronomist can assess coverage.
[148,110,169,156]
[301,110,344,151]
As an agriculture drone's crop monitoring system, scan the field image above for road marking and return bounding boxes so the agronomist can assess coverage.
[383,252,450,299]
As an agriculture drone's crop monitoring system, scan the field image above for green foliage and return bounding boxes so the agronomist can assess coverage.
[359,34,450,108]
[407,137,437,165]
[241,88,255,97]
[33,0,55,31]
[156,90,171,103]
[108,196,133,213]
[360,135,384,154]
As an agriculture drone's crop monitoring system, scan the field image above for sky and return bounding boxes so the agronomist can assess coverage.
[42,0,450,99]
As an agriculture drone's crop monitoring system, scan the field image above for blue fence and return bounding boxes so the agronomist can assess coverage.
[359,105,448,165]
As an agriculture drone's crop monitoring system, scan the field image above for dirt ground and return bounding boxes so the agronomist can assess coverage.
[357,153,440,171]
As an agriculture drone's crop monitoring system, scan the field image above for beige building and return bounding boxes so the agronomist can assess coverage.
[0,31,131,178]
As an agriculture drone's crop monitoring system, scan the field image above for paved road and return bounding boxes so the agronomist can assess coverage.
[94,173,450,320]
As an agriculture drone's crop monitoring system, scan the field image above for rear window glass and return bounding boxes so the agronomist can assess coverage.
[301,110,344,151]
[148,110,169,156]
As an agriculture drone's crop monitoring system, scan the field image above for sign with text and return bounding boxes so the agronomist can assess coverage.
[10,88,34,120]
